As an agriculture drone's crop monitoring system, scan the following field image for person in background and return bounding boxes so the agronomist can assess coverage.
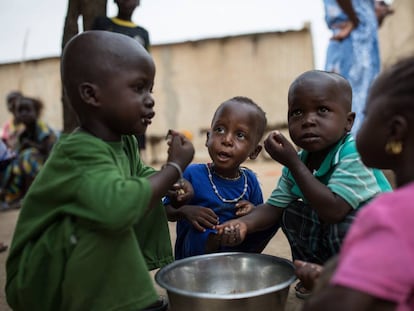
[0,140,16,250]
[1,96,57,208]
[5,30,194,311]
[375,0,394,27]
[165,96,279,259]
[296,56,414,311]
[323,0,392,135]
[216,70,392,299]
[93,0,150,158]
[61,0,107,133]
[1,91,23,150]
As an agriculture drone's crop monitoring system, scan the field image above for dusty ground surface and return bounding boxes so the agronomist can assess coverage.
[0,159,304,311]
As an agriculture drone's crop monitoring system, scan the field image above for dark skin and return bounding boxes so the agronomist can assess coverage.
[166,100,263,249]
[216,71,355,246]
[115,0,139,21]
[375,1,394,26]
[358,78,414,189]
[295,257,395,311]
[6,91,22,114]
[330,0,359,42]
[332,0,393,41]
[62,30,194,211]
[293,63,414,310]
[14,97,53,155]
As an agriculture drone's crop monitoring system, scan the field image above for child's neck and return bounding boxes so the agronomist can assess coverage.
[209,163,241,180]
[117,13,132,22]
[306,152,325,172]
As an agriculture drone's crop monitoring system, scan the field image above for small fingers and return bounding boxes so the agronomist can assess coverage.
[222,225,241,245]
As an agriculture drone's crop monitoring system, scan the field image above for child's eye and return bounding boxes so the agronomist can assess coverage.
[214,126,225,134]
[290,109,302,117]
[319,106,329,113]
[133,81,153,93]
[133,84,145,92]
[236,132,246,140]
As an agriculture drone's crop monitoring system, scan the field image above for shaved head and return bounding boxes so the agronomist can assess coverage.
[288,70,353,112]
[61,30,153,118]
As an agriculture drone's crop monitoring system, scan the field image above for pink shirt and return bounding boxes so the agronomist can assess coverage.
[332,182,414,311]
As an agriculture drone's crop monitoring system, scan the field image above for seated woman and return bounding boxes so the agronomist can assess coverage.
[1,96,57,207]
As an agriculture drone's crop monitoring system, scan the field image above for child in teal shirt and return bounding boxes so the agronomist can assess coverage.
[217,70,391,298]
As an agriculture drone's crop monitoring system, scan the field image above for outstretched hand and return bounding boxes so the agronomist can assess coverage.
[215,219,247,247]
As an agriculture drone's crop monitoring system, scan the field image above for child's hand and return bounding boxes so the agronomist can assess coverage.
[180,205,219,232]
[235,200,254,216]
[294,260,323,291]
[167,179,194,207]
[166,129,194,170]
[216,220,247,246]
[264,131,299,168]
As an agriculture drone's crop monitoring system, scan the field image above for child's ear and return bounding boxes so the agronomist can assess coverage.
[205,131,210,147]
[389,115,407,141]
[346,112,356,132]
[79,82,100,108]
[249,145,263,160]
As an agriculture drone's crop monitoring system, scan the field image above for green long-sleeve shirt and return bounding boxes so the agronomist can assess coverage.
[6,131,173,311]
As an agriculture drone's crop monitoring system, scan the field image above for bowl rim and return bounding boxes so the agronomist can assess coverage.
[155,252,297,299]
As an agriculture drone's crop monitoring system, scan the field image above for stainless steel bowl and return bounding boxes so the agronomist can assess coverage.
[155,252,296,311]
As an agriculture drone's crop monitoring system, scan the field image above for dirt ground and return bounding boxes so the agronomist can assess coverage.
[0,159,304,311]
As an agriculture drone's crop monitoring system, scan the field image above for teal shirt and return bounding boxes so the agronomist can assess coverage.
[267,134,392,209]
[6,131,173,311]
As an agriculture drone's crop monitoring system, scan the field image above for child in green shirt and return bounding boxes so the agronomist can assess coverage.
[6,30,194,311]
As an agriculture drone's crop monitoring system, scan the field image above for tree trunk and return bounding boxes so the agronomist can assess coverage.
[61,0,107,133]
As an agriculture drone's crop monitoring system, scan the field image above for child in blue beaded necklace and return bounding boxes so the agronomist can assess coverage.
[165,96,279,259]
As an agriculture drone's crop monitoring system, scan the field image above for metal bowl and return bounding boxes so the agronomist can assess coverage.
[155,252,296,311]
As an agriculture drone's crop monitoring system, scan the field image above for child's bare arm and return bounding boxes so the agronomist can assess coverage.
[264,131,352,224]
[303,256,396,311]
[336,0,359,27]
[216,203,282,246]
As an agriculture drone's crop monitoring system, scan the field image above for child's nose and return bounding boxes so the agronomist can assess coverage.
[222,133,233,145]
[144,96,154,108]
[302,113,317,126]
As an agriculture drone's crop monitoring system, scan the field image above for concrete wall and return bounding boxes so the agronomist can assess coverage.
[0,27,314,161]
[0,59,63,132]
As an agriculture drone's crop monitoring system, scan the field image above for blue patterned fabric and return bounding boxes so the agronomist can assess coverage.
[323,0,380,134]
[1,120,57,203]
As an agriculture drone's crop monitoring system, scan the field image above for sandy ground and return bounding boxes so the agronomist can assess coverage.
[0,159,304,311]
